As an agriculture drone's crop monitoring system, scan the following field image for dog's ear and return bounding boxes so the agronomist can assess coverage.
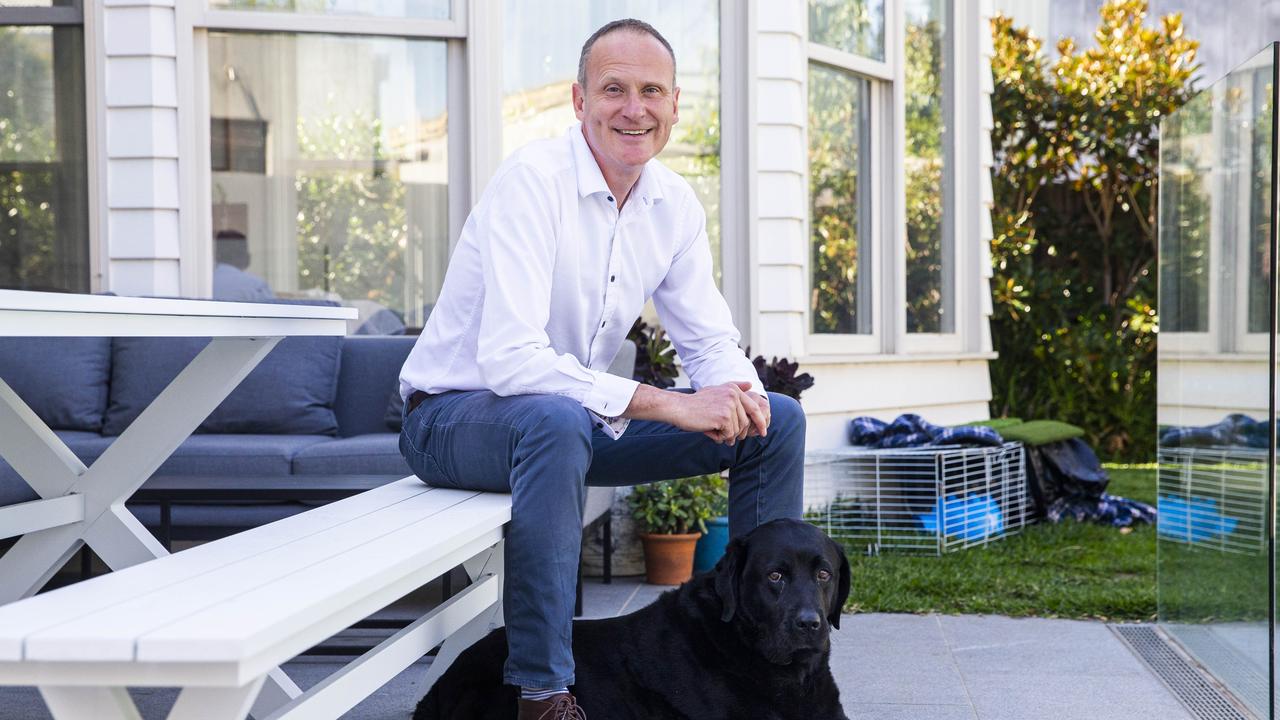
[714,536,747,623]
[827,541,851,630]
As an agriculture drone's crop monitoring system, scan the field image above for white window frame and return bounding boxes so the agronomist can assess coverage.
[897,0,964,354]
[177,0,471,298]
[803,1,895,356]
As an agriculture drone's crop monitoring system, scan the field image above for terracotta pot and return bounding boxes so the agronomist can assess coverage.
[639,532,702,585]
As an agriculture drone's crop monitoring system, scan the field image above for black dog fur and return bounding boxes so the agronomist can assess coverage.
[414,518,851,720]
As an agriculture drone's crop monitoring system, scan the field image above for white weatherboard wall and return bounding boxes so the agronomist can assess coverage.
[102,0,182,297]
[82,0,997,451]
[751,0,995,449]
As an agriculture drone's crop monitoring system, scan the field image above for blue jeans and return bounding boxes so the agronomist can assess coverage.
[399,389,805,688]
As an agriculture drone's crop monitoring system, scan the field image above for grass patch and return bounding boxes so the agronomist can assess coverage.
[841,466,1158,620]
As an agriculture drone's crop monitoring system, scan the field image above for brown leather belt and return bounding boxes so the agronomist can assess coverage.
[406,389,432,416]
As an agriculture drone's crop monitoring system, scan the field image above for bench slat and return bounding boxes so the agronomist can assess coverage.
[136,493,511,665]
[21,485,487,662]
[0,478,438,661]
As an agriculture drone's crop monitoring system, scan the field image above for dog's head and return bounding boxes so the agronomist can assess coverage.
[713,519,851,666]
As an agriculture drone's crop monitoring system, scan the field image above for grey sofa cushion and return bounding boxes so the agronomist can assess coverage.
[334,336,416,437]
[292,434,412,476]
[153,434,331,476]
[103,336,342,436]
[0,337,112,432]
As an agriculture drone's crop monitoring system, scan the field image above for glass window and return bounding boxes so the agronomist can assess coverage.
[208,0,450,20]
[0,23,89,293]
[809,62,872,335]
[208,32,447,331]
[1245,66,1272,334]
[1156,87,1212,334]
[808,0,886,62]
[903,0,951,334]
[500,1,722,284]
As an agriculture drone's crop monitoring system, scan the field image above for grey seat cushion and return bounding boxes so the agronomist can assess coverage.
[155,435,332,476]
[291,434,412,476]
[103,336,343,436]
[0,337,112,432]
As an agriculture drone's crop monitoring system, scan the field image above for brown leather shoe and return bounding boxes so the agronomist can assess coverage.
[517,692,586,720]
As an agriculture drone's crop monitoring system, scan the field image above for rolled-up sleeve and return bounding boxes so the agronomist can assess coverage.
[473,163,640,416]
[652,194,765,398]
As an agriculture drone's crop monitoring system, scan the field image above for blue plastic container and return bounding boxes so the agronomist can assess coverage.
[694,516,730,573]
[916,493,1005,541]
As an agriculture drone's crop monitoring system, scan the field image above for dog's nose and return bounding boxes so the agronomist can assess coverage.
[794,609,822,633]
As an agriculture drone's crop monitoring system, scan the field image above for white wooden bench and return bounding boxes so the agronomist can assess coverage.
[0,477,511,720]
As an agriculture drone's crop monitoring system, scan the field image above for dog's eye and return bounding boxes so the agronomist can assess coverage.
[817,569,832,582]
[767,570,783,582]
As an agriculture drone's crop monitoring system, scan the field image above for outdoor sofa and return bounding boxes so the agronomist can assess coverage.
[0,326,621,571]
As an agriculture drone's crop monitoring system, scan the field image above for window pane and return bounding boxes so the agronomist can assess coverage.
[1156,82,1212,333]
[0,25,89,293]
[904,0,951,334]
[808,0,885,62]
[501,1,721,285]
[209,0,450,20]
[208,32,447,331]
[1245,66,1272,334]
[809,62,871,335]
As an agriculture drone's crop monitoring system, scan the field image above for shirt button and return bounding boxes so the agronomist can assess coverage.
[601,321,606,328]
[607,195,614,202]
[610,275,616,282]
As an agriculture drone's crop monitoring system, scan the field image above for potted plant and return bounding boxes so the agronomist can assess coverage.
[628,473,726,585]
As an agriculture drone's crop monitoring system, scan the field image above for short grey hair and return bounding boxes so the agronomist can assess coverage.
[576,18,676,89]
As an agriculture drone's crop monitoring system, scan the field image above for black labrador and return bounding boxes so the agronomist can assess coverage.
[415,518,851,720]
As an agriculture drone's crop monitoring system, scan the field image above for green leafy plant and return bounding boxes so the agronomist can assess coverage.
[628,473,727,535]
[989,0,1199,460]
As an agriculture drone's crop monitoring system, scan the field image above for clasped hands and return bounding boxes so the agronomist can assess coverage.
[680,381,770,446]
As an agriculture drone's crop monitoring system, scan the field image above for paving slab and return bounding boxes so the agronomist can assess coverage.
[0,579,1204,720]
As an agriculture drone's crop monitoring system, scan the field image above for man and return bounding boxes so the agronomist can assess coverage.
[212,229,274,302]
[399,19,805,719]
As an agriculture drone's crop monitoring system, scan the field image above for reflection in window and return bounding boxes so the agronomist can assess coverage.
[209,0,450,20]
[904,0,951,334]
[208,32,448,332]
[809,62,871,335]
[500,1,721,284]
[1246,68,1273,334]
[1157,84,1212,333]
[0,24,88,293]
[808,0,886,62]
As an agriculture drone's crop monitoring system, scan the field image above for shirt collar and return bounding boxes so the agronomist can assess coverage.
[568,122,665,209]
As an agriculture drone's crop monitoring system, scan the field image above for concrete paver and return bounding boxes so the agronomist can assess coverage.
[0,577,1202,719]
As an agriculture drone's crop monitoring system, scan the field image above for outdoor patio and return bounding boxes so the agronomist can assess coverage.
[0,575,1199,720]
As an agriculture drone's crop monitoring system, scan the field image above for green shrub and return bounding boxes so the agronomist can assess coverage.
[628,474,727,535]
[989,0,1199,460]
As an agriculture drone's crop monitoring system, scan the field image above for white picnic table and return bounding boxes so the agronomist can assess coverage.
[0,290,355,601]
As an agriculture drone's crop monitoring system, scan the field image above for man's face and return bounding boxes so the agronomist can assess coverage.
[573,30,680,181]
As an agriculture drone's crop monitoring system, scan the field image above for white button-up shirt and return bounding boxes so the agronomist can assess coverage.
[399,123,764,438]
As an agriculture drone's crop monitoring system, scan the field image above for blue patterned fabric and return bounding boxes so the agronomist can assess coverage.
[1046,492,1157,528]
[848,414,1005,448]
[1159,414,1270,449]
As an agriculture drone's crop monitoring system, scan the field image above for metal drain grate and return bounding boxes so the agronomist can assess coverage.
[1111,625,1255,720]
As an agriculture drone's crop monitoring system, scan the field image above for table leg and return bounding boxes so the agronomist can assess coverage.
[0,337,280,603]
[38,686,142,720]
[167,676,265,720]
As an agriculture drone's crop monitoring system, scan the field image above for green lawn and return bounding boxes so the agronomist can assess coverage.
[841,466,1159,620]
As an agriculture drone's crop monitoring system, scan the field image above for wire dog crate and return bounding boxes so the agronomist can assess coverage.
[1156,446,1267,555]
[804,442,1029,555]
